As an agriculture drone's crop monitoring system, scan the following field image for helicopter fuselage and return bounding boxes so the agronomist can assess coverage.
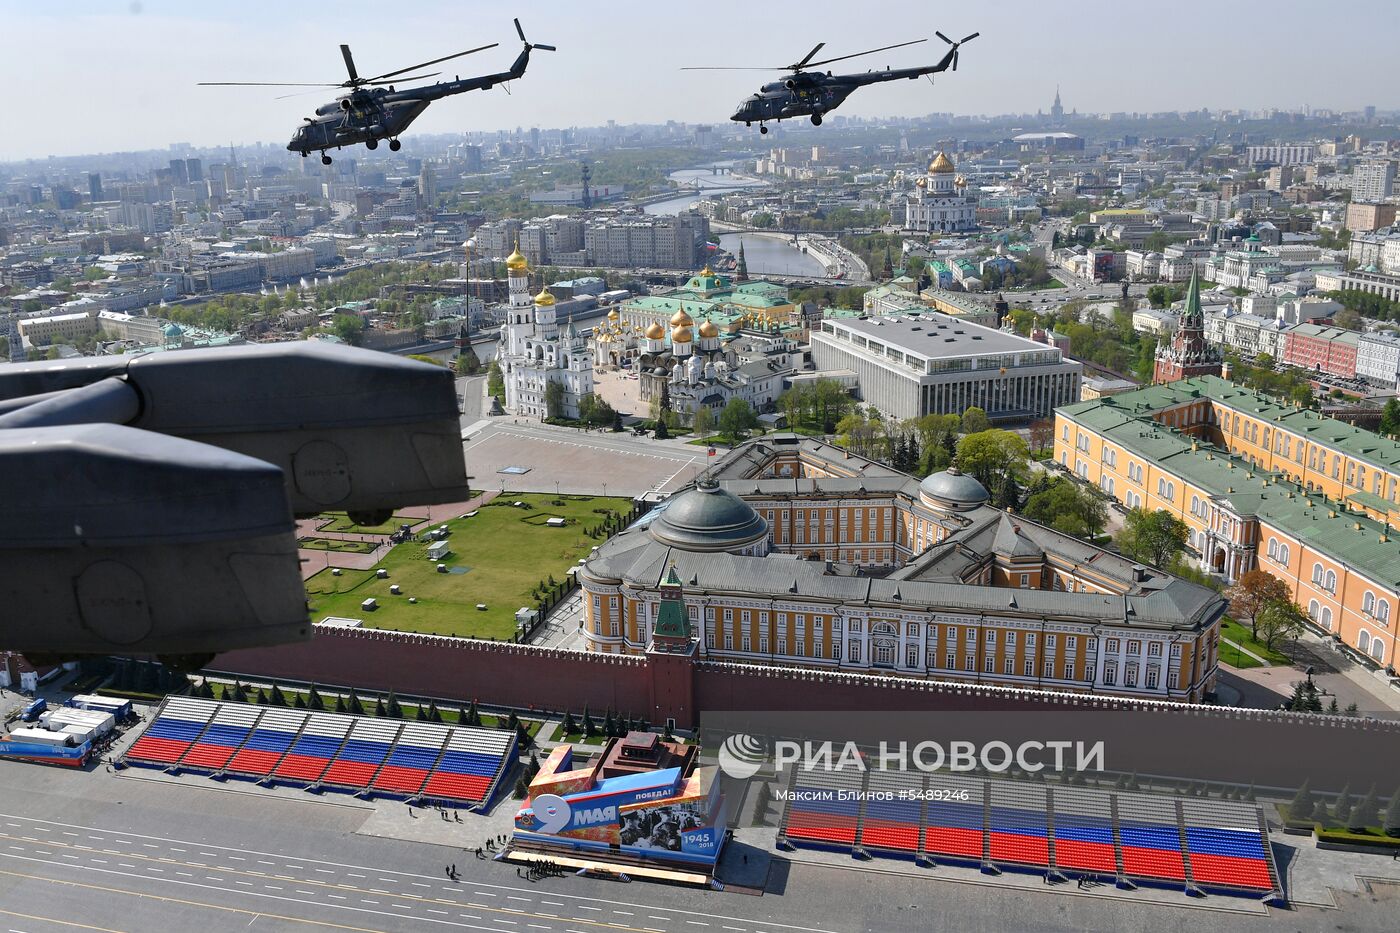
[287,46,532,156]
[730,47,957,127]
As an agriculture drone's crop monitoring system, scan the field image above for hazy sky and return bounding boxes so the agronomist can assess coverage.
[3,0,1396,162]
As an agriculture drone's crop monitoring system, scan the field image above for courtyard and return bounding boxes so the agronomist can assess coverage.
[304,492,632,640]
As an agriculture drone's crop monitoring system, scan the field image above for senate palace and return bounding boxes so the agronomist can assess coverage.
[578,435,1226,702]
[1057,374,1400,670]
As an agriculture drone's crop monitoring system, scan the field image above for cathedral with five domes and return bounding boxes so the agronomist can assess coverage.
[498,244,595,420]
[904,150,978,233]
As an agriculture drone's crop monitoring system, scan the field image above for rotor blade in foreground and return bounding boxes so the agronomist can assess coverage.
[804,38,927,70]
[365,43,499,83]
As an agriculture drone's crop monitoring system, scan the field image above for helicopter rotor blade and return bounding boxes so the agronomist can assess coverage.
[678,66,780,71]
[513,19,555,51]
[788,42,825,70]
[803,38,927,70]
[341,45,360,84]
[936,31,952,44]
[961,32,980,44]
[199,81,341,87]
[363,43,498,84]
[367,72,440,85]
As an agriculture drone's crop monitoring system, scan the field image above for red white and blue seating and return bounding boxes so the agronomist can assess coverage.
[778,770,1281,898]
[124,697,516,807]
[126,698,214,764]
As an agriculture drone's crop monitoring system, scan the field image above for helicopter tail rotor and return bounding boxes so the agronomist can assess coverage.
[514,18,556,52]
[936,30,979,71]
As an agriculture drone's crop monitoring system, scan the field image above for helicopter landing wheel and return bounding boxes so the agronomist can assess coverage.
[389,138,402,151]
[321,154,332,165]
[365,138,378,150]
[811,112,823,126]
[759,125,768,134]
[300,150,307,158]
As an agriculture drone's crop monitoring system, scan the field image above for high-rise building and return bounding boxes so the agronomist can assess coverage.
[1353,160,1396,203]
[87,172,103,203]
[418,164,437,209]
[184,158,203,183]
[1050,85,1064,125]
[168,159,189,184]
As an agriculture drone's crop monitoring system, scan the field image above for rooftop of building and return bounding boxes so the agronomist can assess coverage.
[583,436,1222,633]
[1060,377,1400,586]
[818,311,1063,361]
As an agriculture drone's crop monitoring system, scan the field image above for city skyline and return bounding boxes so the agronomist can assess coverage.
[2,0,1397,163]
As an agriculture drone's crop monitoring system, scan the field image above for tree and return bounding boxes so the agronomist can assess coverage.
[1384,788,1400,837]
[1255,599,1306,651]
[331,313,364,346]
[1022,477,1106,540]
[385,690,403,719]
[347,689,365,716]
[269,684,287,707]
[307,685,325,711]
[1335,784,1354,824]
[1351,785,1380,831]
[1332,307,1363,332]
[961,406,990,435]
[1224,570,1293,641]
[718,398,758,440]
[543,380,566,420]
[1381,399,1400,437]
[486,361,505,400]
[955,429,1029,499]
[1289,778,1314,820]
[692,405,714,437]
[456,345,481,375]
[1115,508,1188,568]
[654,417,670,440]
[1028,419,1055,455]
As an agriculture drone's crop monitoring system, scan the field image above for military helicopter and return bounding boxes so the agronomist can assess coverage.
[199,19,554,164]
[684,31,978,133]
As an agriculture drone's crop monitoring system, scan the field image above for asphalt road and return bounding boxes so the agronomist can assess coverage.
[1,757,1395,931]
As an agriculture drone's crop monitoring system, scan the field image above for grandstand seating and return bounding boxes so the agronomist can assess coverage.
[1052,787,1118,874]
[226,709,302,775]
[275,713,350,782]
[124,698,516,806]
[861,772,922,852]
[988,783,1049,867]
[781,767,862,846]
[1181,800,1274,891]
[126,698,213,764]
[1117,794,1186,881]
[776,769,1281,897]
[422,728,515,803]
[373,722,447,795]
[179,704,261,771]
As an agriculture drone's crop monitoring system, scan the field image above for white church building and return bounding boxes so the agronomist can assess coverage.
[904,151,978,234]
[498,245,594,420]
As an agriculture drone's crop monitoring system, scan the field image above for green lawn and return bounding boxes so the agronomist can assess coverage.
[1220,617,1293,666]
[305,493,632,639]
[298,537,379,554]
[317,511,432,535]
[1217,639,1263,670]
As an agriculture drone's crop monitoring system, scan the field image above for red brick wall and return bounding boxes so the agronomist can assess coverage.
[212,630,654,719]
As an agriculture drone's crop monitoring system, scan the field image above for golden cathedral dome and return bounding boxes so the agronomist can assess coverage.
[698,319,720,338]
[671,325,693,343]
[955,174,967,187]
[928,151,955,174]
[505,244,528,271]
[533,286,556,307]
[915,177,926,188]
[645,322,665,340]
[700,265,714,276]
[607,308,620,321]
[670,307,694,327]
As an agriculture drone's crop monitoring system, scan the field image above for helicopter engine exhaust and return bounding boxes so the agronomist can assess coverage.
[340,98,352,110]
[785,79,796,89]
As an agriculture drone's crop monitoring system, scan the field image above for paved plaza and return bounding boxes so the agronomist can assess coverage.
[462,419,710,497]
